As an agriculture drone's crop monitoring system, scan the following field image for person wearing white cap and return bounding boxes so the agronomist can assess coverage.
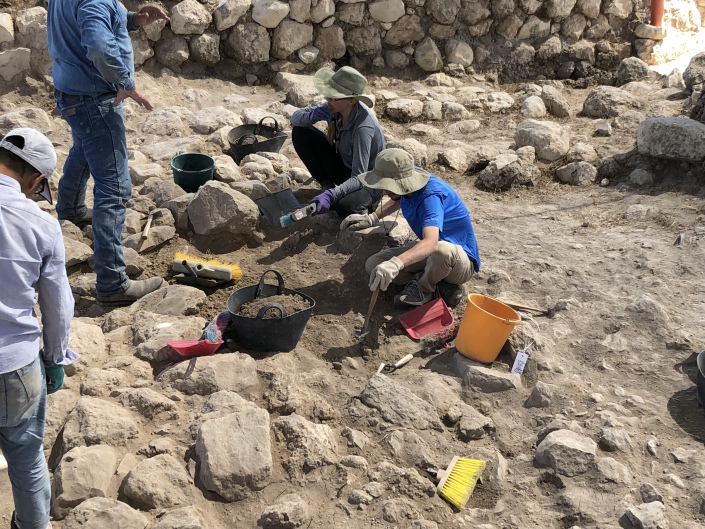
[47,0,169,306]
[342,149,480,309]
[0,128,79,529]
[290,66,385,218]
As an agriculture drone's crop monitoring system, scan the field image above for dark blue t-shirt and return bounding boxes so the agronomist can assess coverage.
[400,175,480,272]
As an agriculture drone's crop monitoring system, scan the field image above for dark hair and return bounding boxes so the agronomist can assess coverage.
[0,136,39,178]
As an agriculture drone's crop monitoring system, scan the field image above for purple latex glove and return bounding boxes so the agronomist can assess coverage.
[309,190,334,215]
[309,104,331,123]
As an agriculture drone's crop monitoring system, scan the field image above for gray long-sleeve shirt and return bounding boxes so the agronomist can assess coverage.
[0,174,78,374]
[290,102,386,202]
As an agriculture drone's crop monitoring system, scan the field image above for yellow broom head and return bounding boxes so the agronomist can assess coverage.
[173,252,242,280]
[437,457,486,510]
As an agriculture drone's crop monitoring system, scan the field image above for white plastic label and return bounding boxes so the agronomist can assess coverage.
[511,352,529,374]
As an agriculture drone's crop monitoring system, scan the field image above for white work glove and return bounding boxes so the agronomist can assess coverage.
[340,212,379,232]
[369,256,404,292]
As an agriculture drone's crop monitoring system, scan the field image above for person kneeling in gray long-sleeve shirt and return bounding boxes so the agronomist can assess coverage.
[0,128,79,529]
[290,66,386,219]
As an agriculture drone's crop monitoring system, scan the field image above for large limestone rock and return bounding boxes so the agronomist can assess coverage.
[118,388,177,420]
[187,181,259,236]
[273,414,339,475]
[315,25,346,59]
[0,13,13,44]
[0,107,52,135]
[124,454,194,509]
[225,23,270,63]
[521,96,546,118]
[190,106,241,134]
[290,0,312,22]
[68,320,106,372]
[347,26,382,56]
[684,52,705,91]
[162,353,258,395]
[545,0,577,17]
[64,238,94,268]
[415,37,443,72]
[259,494,310,529]
[637,117,705,162]
[170,0,211,34]
[155,31,189,68]
[163,193,193,230]
[386,99,424,121]
[62,397,140,452]
[140,136,205,162]
[190,33,221,65]
[154,180,187,207]
[617,57,650,86]
[197,408,273,501]
[541,85,571,118]
[152,507,206,529]
[123,226,175,253]
[252,0,290,28]
[311,0,335,22]
[535,429,597,476]
[369,0,406,22]
[0,48,31,82]
[360,374,443,430]
[555,161,597,185]
[51,445,117,519]
[129,284,206,317]
[214,0,252,31]
[426,0,461,23]
[461,362,522,392]
[61,497,148,529]
[272,20,314,60]
[517,15,550,39]
[132,312,207,363]
[445,39,473,67]
[624,502,667,529]
[476,153,541,190]
[603,0,633,17]
[582,86,642,118]
[384,15,424,46]
[514,119,570,162]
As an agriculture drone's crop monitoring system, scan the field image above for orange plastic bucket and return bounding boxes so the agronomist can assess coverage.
[456,294,521,363]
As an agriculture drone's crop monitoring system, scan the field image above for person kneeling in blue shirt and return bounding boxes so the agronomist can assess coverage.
[341,149,480,309]
[0,128,79,529]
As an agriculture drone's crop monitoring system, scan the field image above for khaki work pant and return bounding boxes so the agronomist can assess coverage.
[365,241,474,295]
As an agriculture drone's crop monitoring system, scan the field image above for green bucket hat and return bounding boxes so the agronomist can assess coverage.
[358,149,430,195]
[313,66,374,108]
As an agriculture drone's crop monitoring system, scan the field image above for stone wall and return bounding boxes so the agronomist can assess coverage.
[0,0,704,88]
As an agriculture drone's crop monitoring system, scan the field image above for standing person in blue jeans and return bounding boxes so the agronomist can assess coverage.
[290,66,385,218]
[342,149,480,309]
[47,1,169,306]
[0,129,79,529]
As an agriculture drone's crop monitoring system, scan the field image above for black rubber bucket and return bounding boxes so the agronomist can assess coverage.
[227,117,287,164]
[227,270,315,352]
[171,153,215,192]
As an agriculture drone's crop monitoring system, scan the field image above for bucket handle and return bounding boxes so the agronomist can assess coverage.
[255,269,285,298]
[254,116,279,136]
[256,302,288,319]
[236,133,259,146]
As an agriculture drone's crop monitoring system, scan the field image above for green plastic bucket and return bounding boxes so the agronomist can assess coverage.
[171,153,215,193]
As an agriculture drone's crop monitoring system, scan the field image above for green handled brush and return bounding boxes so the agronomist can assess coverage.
[428,456,486,510]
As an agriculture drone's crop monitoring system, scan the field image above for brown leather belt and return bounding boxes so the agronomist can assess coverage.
[54,90,80,99]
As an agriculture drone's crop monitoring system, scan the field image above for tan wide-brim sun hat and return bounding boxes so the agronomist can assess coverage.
[313,66,375,108]
[358,148,430,195]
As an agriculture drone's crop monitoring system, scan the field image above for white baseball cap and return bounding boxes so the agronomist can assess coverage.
[0,128,57,204]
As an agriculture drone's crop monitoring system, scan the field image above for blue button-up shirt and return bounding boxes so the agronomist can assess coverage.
[47,0,138,97]
[0,174,78,374]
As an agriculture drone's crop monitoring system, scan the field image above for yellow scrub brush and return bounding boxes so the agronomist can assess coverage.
[172,252,242,281]
[429,456,486,510]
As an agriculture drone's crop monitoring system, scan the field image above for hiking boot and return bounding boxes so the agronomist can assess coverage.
[61,208,92,227]
[437,280,466,308]
[97,277,165,307]
[394,279,434,308]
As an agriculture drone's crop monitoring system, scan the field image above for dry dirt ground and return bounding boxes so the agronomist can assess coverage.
[1,66,705,529]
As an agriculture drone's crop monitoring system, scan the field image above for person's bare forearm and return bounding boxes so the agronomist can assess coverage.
[376,199,401,219]
[396,237,437,268]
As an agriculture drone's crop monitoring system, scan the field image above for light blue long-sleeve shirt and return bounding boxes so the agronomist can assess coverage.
[290,102,386,202]
[0,174,78,374]
[47,0,138,97]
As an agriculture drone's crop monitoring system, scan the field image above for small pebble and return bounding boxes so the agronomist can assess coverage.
[590,393,604,403]
[614,387,626,397]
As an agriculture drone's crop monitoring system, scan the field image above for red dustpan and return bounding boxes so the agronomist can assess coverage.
[166,339,223,357]
[398,298,454,340]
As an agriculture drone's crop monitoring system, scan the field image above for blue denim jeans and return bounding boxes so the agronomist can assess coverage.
[0,356,50,529]
[55,92,131,298]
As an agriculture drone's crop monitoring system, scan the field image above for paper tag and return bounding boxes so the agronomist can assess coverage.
[511,352,529,374]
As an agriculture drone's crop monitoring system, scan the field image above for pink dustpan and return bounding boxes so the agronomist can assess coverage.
[398,298,454,340]
[166,339,223,357]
